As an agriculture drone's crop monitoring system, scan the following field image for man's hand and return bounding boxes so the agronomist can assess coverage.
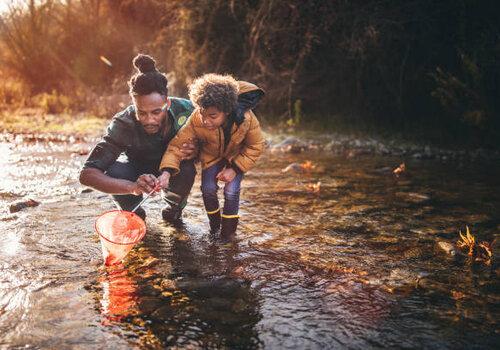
[157,171,171,189]
[134,174,159,195]
[178,138,197,160]
[216,168,237,183]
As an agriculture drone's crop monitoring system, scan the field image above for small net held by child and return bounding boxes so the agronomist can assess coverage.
[95,210,146,265]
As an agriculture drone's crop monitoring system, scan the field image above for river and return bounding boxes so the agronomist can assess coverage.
[0,133,498,349]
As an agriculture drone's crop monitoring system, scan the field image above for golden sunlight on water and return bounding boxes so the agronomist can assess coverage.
[0,143,15,190]
[1,231,21,256]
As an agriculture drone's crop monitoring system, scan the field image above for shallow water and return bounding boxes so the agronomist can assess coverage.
[0,135,499,349]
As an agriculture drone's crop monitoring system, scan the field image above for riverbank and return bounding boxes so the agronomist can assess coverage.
[0,109,108,138]
[1,111,499,162]
[266,129,500,163]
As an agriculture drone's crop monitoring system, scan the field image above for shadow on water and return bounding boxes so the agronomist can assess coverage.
[0,134,499,349]
[91,226,262,348]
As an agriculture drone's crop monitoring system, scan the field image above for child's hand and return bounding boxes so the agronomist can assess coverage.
[216,168,237,183]
[179,138,197,160]
[158,171,171,189]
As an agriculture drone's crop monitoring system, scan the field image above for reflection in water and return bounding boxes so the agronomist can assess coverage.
[100,265,139,324]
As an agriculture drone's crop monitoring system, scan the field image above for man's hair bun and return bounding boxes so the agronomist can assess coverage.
[133,54,157,74]
[128,53,168,97]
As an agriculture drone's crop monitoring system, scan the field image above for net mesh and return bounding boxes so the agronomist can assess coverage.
[96,211,146,244]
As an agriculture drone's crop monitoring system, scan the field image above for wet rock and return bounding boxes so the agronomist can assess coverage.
[70,148,90,156]
[271,136,309,153]
[395,192,430,203]
[436,241,458,257]
[160,279,176,291]
[161,291,174,298]
[151,305,176,320]
[388,268,426,286]
[271,136,299,148]
[369,269,427,293]
[0,214,18,221]
[175,277,212,293]
[0,191,22,200]
[139,297,164,314]
[140,257,159,268]
[8,199,40,213]
[324,139,343,152]
[232,266,245,277]
[491,235,500,262]
[403,246,433,260]
[139,284,162,297]
[408,192,430,202]
[281,163,303,173]
[374,166,392,174]
[286,144,308,153]
[424,145,432,156]
[345,149,357,158]
[411,227,442,235]
[416,278,450,294]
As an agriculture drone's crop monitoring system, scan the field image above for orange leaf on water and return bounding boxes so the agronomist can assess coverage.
[305,181,321,194]
[393,162,406,177]
[300,161,316,172]
[451,290,466,300]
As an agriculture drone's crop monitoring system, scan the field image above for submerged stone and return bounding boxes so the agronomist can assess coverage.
[281,163,303,173]
[403,246,433,260]
[8,198,40,213]
[436,241,458,256]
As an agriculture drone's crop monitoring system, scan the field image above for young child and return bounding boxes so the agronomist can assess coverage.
[158,74,265,239]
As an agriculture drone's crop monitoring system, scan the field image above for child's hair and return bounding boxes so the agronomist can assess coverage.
[189,74,238,114]
[128,54,169,97]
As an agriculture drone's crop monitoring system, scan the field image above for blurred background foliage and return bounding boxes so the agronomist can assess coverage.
[0,0,498,147]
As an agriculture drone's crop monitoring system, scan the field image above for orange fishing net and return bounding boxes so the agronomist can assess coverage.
[95,210,146,265]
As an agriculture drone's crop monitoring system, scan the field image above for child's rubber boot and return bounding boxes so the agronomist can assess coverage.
[207,210,221,233]
[220,216,238,242]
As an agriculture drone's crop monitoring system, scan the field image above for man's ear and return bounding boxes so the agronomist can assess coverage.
[164,97,172,110]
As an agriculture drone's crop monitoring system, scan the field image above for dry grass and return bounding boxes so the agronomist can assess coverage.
[0,109,107,137]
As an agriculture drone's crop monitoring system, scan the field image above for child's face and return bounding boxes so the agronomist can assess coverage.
[200,106,228,130]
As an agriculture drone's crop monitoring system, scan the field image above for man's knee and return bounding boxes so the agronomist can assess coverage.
[178,159,197,179]
[105,161,138,181]
[169,160,196,197]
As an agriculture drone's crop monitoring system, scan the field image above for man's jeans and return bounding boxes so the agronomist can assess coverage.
[201,161,243,216]
[105,158,196,212]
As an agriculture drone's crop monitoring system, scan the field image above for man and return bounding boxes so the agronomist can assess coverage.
[79,54,264,223]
